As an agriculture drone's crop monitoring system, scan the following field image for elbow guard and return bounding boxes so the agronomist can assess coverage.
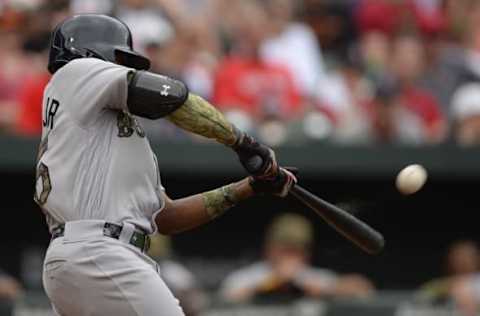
[127,71,189,119]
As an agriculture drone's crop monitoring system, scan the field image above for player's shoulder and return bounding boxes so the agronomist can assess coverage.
[75,57,128,68]
[55,58,129,79]
[61,57,109,72]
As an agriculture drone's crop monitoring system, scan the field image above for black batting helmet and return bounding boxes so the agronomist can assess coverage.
[48,14,150,74]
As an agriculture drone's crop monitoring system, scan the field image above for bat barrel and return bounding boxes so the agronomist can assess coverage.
[290,185,385,255]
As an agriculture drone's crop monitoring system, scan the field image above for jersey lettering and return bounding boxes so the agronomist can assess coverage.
[43,98,60,129]
[35,163,52,206]
[34,137,52,207]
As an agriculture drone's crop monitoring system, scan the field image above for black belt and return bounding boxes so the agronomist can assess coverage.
[51,222,150,252]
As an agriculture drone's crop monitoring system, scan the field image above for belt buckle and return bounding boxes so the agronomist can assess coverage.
[129,231,150,253]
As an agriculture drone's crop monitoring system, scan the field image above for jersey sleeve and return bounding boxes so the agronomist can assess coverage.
[58,58,134,127]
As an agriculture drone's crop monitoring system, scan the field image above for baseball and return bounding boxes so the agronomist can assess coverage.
[396,164,428,195]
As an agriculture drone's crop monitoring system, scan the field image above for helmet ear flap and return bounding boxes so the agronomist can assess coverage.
[48,30,67,74]
[52,31,64,50]
[48,25,78,74]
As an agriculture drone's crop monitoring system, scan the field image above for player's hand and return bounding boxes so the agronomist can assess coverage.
[249,167,297,197]
[232,132,278,178]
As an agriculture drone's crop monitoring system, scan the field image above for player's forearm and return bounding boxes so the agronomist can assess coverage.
[155,178,254,235]
[166,93,240,146]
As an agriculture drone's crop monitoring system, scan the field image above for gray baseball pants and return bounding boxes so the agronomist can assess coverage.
[43,220,185,316]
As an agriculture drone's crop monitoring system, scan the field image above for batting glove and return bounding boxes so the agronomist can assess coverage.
[249,167,298,197]
[232,130,279,179]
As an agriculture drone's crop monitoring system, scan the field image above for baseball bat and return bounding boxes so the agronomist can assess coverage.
[289,184,385,255]
[244,156,385,254]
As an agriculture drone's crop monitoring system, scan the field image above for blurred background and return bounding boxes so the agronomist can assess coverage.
[2,0,480,315]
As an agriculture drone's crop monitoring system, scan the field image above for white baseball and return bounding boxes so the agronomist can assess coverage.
[396,164,428,195]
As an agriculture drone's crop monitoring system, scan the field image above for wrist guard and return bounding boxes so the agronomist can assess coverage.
[202,183,242,219]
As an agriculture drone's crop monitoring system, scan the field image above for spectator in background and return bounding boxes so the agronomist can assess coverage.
[0,270,22,301]
[355,0,402,36]
[0,31,25,133]
[314,59,377,144]
[2,0,479,145]
[117,0,175,54]
[451,83,480,145]
[382,32,447,144]
[213,0,302,145]
[220,213,374,304]
[450,274,480,316]
[0,1,61,136]
[358,30,391,83]
[151,0,221,99]
[14,31,51,136]
[135,0,221,142]
[425,0,480,113]
[136,26,196,142]
[260,0,326,99]
[419,240,480,303]
[447,241,480,276]
[355,0,444,37]
[410,0,445,36]
[148,234,206,316]
[441,240,480,316]
[70,0,115,14]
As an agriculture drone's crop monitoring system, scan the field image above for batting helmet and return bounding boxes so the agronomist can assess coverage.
[48,14,151,74]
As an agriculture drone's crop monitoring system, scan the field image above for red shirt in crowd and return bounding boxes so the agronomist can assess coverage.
[356,0,445,36]
[213,57,301,120]
[399,86,444,129]
[15,73,50,136]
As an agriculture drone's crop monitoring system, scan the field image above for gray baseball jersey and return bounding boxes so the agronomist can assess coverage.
[35,57,164,234]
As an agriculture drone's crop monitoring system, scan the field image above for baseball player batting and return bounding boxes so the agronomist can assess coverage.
[36,14,296,316]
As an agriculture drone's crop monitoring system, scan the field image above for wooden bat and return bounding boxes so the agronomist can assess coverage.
[243,156,384,254]
[289,185,385,255]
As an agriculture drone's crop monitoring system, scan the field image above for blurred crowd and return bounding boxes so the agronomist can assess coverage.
[3,0,480,145]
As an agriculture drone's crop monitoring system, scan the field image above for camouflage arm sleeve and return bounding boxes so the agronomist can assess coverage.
[166,93,240,146]
[201,183,244,219]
